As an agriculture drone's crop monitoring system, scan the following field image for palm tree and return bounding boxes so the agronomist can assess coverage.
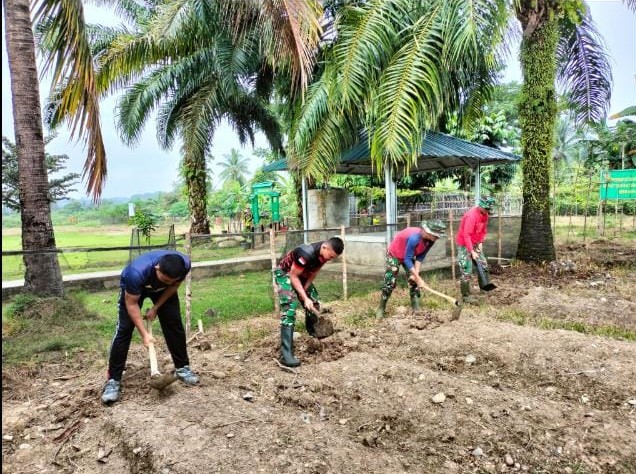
[290,0,631,262]
[3,0,65,295]
[44,0,322,234]
[218,149,250,187]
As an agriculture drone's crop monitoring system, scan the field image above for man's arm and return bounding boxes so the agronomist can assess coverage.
[289,263,314,312]
[124,292,154,348]
[405,235,426,287]
[144,282,182,322]
[461,212,479,260]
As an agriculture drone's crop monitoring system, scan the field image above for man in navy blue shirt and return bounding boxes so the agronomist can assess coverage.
[101,250,199,405]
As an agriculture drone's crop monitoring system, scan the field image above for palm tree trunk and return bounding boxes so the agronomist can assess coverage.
[183,151,210,234]
[4,0,64,296]
[515,8,558,262]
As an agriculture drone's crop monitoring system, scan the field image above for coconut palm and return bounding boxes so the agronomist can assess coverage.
[290,0,632,262]
[218,149,251,187]
[43,0,322,234]
[3,0,65,295]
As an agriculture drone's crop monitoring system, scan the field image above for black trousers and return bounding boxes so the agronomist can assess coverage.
[107,290,189,381]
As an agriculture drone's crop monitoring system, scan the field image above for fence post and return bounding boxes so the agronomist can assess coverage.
[583,174,592,248]
[497,203,502,261]
[341,225,348,300]
[270,228,280,314]
[184,232,192,337]
[449,209,456,283]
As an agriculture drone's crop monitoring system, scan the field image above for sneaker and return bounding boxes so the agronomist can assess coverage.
[175,366,199,385]
[101,379,122,405]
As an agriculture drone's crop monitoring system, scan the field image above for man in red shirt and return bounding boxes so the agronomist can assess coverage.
[456,196,496,303]
[375,220,446,318]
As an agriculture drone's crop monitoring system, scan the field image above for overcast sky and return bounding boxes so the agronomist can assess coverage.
[2,0,635,200]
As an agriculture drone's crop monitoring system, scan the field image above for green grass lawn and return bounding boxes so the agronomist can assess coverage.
[2,225,253,280]
[1,270,378,366]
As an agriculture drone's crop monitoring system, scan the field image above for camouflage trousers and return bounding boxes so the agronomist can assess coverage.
[457,245,488,282]
[380,252,420,301]
[273,269,319,326]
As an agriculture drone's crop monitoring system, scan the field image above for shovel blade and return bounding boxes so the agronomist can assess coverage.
[149,372,178,390]
[450,304,462,321]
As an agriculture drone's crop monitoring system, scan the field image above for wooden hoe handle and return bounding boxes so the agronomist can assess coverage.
[419,283,460,306]
[146,320,161,377]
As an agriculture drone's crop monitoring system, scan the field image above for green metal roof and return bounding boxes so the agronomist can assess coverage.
[263,130,520,174]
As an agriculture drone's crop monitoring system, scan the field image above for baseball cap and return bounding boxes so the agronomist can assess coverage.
[421,219,446,237]
[478,196,496,210]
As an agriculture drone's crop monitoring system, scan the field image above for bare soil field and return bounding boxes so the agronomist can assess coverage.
[3,240,636,474]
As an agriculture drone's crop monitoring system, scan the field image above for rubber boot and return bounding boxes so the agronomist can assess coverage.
[305,311,318,337]
[410,295,421,310]
[460,280,478,304]
[279,325,300,367]
[376,298,388,319]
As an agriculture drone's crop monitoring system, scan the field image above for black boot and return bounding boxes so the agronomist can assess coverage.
[376,297,388,319]
[280,325,300,367]
[461,280,478,304]
[410,295,421,310]
[305,311,318,337]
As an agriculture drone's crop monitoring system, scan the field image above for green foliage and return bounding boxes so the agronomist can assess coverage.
[6,293,39,317]
[129,209,158,244]
[2,135,80,211]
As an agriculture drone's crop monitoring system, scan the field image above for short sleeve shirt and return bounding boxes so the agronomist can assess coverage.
[278,242,324,282]
[121,250,191,295]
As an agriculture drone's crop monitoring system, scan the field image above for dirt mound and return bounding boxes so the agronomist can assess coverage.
[3,242,636,474]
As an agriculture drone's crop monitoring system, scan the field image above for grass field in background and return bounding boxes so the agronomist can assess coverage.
[1,225,252,280]
[3,217,634,281]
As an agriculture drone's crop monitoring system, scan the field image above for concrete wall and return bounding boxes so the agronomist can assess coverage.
[343,216,521,269]
[2,256,272,299]
[307,188,350,229]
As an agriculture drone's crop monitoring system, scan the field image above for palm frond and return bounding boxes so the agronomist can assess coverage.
[35,0,106,199]
[556,11,612,124]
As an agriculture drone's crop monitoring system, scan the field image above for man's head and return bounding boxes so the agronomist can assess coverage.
[421,219,446,241]
[319,237,344,262]
[155,254,188,285]
[478,196,496,213]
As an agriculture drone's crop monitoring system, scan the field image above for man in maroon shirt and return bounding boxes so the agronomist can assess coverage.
[375,220,446,318]
[456,196,496,303]
[274,237,344,367]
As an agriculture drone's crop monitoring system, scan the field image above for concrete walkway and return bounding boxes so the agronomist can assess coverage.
[2,254,274,299]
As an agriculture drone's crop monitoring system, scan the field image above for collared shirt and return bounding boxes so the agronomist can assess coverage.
[387,227,435,271]
[456,206,489,249]
[121,250,191,295]
[278,242,325,282]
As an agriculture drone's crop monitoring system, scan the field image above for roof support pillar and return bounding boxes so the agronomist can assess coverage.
[474,160,482,204]
[302,176,309,244]
[384,167,397,243]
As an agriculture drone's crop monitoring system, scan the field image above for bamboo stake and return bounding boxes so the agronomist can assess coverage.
[497,200,502,261]
[614,198,619,237]
[449,209,456,283]
[184,232,192,337]
[583,173,592,248]
[341,225,348,300]
[270,228,280,314]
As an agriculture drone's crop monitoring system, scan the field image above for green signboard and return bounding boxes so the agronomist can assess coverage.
[599,169,636,200]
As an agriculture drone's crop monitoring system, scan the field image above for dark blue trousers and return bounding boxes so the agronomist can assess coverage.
[107,290,189,381]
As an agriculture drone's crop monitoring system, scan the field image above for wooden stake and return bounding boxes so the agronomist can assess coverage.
[497,200,502,261]
[449,209,456,283]
[341,224,348,300]
[185,232,192,336]
[270,228,279,314]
